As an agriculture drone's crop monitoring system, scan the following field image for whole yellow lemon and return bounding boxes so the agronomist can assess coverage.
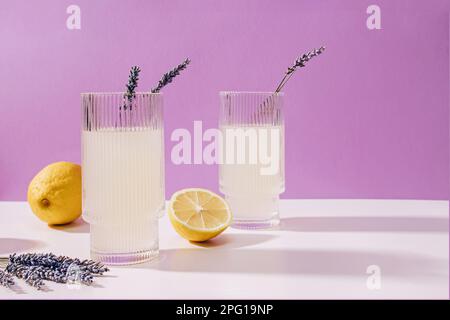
[27,161,82,225]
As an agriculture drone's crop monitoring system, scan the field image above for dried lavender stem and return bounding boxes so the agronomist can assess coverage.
[5,263,45,290]
[5,263,92,289]
[8,253,109,275]
[255,46,325,121]
[21,265,93,285]
[124,66,141,102]
[0,269,14,288]
[274,74,289,94]
[151,58,190,93]
[0,253,109,291]
[275,46,325,93]
[275,73,293,93]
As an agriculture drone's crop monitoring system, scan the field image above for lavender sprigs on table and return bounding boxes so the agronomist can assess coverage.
[5,264,46,289]
[9,253,109,275]
[151,58,190,93]
[0,253,109,291]
[0,269,14,288]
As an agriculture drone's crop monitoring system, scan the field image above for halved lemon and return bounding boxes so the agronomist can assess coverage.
[168,188,232,242]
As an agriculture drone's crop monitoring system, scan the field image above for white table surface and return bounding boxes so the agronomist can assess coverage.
[0,199,448,299]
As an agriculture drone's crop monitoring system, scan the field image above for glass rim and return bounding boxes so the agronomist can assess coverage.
[219,91,284,96]
[81,92,162,96]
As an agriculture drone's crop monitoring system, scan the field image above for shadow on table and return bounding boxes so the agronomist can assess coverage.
[280,216,449,233]
[50,217,89,233]
[137,247,446,278]
[190,233,277,249]
[0,238,46,255]
[7,284,27,294]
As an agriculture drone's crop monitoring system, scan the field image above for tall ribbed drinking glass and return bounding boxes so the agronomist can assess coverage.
[81,92,164,265]
[219,91,285,229]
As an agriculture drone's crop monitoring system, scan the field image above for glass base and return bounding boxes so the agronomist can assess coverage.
[91,249,158,266]
[231,215,280,230]
[225,194,281,230]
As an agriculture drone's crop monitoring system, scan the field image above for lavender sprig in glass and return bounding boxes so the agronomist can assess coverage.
[256,46,325,120]
[121,65,141,111]
[125,66,141,102]
[151,58,190,93]
[275,46,325,93]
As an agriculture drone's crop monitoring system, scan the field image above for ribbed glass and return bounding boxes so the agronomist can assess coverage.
[81,92,164,265]
[219,91,285,229]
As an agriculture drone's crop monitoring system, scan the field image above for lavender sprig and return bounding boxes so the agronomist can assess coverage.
[255,46,325,121]
[288,47,325,73]
[125,66,141,102]
[19,265,92,285]
[151,58,190,93]
[0,269,14,288]
[5,263,45,290]
[6,264,93,290]
[0,253,109,291]
[122,65,141,113]
[9,253,109,275]
[275,46,325,92]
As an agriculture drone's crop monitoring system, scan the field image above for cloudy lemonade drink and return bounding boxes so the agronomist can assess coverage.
[82,93,164,265]
[219,125,284,221]
[82,129,164,254]
[219,92,285,229]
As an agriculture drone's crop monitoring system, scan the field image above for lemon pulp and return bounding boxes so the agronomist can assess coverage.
[168,188,232,242]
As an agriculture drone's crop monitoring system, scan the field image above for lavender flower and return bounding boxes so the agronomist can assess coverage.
[9,253,109,275]
[1,253,109,291]
[0,269,14,287]
[25,277,45,290]
[151,58,190,93]
[5,263,45,290]
[125,66,141,102]
[256,47,325,121]
[275,46,325,92]
[288,46,325,74]
[121,65,141,112]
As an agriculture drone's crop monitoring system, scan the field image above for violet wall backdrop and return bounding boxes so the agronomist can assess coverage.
[0,0,449,200]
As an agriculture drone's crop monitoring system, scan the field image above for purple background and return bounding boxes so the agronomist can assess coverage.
[0,0,449,200]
